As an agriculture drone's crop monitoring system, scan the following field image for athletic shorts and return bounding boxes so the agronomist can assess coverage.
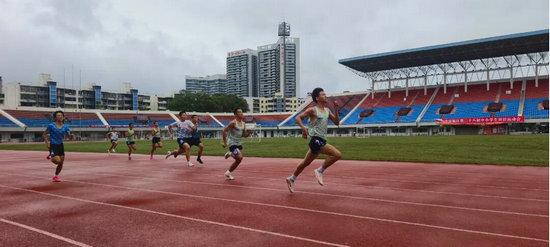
[308,136,327,154]
[50,144,65,157]
[110,139,118,144]
[188,137,201,147]
[229,145,243,156]
[176,138,188,148]
[126,141,135,145]
[152,137,161,144]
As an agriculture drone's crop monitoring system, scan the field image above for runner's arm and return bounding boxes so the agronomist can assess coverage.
[43,128,50,149]
[329,109,340,126]
[296,108,314,138]
[222,121,235,147]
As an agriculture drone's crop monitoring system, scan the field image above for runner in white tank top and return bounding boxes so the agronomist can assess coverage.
[286,88,343,193]
[107,128,119,154]
[222,108,253,180]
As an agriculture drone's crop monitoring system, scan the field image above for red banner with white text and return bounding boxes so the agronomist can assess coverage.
[436,116,524,126]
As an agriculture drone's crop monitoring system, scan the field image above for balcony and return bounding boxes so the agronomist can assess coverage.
[20,98,37,103]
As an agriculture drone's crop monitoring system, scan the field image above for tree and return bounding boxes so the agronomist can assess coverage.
[168,92,249,113]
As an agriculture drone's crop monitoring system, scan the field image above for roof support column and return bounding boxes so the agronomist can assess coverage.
[535,64,539,87]
[479,58,493,91]
[443,73,447,94]
[504,55,518,90]
[509,65,514,89]
[400,68,412,97]
[365,72,379,100]
[424,75,427,95]
[437,64,448,94]
[458,62,469,93]
[405,78,409,97]
[418,66,429,95]
[534,53,542,87]
[464,71,468,93]
[486,69,490,91]
[371,80,375,99]
[388,80,391,98]
[527,52,545,88]
[383,70,396,98]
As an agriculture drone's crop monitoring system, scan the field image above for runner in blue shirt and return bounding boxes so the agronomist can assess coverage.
[189,114,205,164]
[42,111,74,182]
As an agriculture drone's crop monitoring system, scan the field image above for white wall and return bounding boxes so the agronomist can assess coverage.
[3,83,20,108]
[150,95,159,111]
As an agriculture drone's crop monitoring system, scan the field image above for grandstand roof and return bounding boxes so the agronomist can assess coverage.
[339,29,549,73]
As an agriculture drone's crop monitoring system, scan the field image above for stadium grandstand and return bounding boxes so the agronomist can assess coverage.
[0,29,548,142]
[338,29,549,135]
[0,107,294,142]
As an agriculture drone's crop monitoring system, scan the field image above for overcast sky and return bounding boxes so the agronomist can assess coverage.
[0,0,548,97]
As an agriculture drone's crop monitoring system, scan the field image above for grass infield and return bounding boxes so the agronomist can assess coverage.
[0,135,547,166]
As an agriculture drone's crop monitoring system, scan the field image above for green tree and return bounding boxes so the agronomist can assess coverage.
[168,91,249,112]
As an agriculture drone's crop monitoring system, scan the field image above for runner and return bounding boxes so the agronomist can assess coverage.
[42,110,74,182]
[285,88,342,193]
[149,121,163,159]
[189,114,205,164]
[165,111,197,167]
[126,123,137,160]
[221,108,253,180]
[106,128,119,154]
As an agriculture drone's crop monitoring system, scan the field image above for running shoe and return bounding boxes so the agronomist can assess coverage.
[286,177,295,193]
[314,168,324,186]
[224,170,234,180]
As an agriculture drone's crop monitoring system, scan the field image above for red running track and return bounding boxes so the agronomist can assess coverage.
[0,150,548,246]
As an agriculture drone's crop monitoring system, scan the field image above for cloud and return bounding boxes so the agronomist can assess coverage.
[0,0,547,97]
[32,0,105,39]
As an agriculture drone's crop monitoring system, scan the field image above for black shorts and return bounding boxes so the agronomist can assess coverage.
[188,137,201,147]
[152,137,161,144]
[177,137,201,148]
[229,145,243,155]
[50,144,65,157]
[126,141,135,145]
[111,139,118,144]
[177,138,188,148]
[308,136,327,154]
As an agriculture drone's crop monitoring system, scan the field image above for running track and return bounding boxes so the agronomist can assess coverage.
[0,150,548,246]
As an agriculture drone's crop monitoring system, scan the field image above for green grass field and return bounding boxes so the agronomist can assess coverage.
[0,135,547,166]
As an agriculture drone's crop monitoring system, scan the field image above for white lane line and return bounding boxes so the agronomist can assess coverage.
[2,183,547,244]
[0,218,92,247]
[2,162,547,202]
[90,171,550,217]
[3,171,544,218]
[1,155,547,191]
[0,184,349,247]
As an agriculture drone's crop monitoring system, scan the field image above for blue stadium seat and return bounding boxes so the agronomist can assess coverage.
[422,100,521,122]
[345,105,425,124]
[0,115,17,127]
[524,98,549,119]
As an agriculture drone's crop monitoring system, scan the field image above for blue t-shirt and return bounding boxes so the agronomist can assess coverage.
[191,128,200,139]
[47,123,70,145]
